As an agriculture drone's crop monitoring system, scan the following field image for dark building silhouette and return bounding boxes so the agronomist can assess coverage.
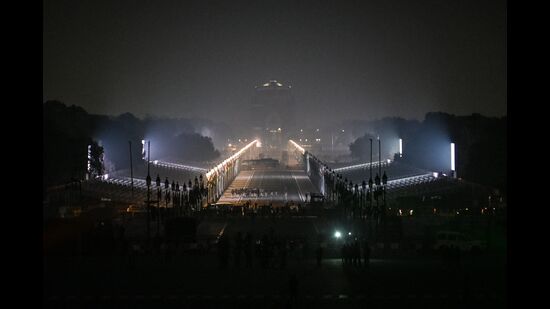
[248,80,296,157]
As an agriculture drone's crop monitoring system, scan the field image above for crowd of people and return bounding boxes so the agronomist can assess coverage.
[230,188,286,199]
[204,201,305,218]
[341,240,371,267]
[217,228,309,270]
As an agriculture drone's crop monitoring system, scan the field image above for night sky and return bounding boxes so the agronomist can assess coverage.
[43,0,506,127]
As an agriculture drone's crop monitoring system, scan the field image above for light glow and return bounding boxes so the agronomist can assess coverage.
[334,231,342,238]
[289,140,305,155]
[87,145,91,173]
[451,143,455,171]
[399,138,403,157]
[206,139,258,180]
[333,159,392,172]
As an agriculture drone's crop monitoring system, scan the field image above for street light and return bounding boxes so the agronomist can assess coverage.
[362,180,367,219]
[181,181,189,214]
[157,176,161,236]
[164,177,170,215]
[399,138,403,158]
[146,172,151,241]
[451,142,456,178]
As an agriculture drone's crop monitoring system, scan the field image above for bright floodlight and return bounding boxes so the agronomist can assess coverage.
[451,143,456,171]
[334,231,342,238]
[87,145,91,173]
[348,232,352,236]
[399,138,403,157]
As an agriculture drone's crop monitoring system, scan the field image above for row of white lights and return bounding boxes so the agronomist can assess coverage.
[152,160,208,173]
[333,159,392,172]
[205,139,258,181]
[288,140,305,155]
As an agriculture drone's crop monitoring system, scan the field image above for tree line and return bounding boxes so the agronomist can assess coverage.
[43,101,220,190]
[349,113,506,195]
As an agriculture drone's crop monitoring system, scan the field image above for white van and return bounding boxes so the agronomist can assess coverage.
[433,231,486,252]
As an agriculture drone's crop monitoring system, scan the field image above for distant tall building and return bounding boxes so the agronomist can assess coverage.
[248,80,296,156]
[250,80,295,133]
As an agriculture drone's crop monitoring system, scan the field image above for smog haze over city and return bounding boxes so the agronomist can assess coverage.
[43,1,507,308]
[44,0,506,128]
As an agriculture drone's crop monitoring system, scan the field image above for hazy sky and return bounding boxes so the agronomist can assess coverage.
[43,0,506,127]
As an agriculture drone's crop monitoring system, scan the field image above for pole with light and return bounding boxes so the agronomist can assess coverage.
[451,142,456,178]
[146,142,151,241]
[156,174,161,236]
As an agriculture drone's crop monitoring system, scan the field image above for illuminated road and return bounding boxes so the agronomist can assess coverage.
[217,169,319,206]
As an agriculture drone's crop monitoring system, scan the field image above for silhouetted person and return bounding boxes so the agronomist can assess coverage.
[218,235,230,270]
[354,241,361,267]
[234,232,243,268]
[462,271,470,304]
[363,242,371,268]
[316,245,323,267]
[244,232,253,268]
[280,240,287,269]
[289,274,298,303]
[261,233,269,269]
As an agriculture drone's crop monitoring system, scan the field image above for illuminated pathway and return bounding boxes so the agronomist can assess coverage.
[217,169,319,206]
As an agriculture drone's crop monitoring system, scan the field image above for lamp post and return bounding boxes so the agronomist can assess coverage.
[375,173,381,221]
[176,182,180,215]
[382,171,388,218]
[146,141,151,241]
[199,174,204,210]
[156,176,161,236]
[378,137,381,183]
[377,137,382,221]
[129,141,134,199]
[354,183,359,220]
[164,178,170,218]
[146,173,151,241]
[183,183,187,216]
[188,180,192,211]
[362,180,367,219]
[369,138,373,212]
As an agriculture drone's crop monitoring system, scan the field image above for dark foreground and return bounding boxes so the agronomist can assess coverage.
[44,251,505,308]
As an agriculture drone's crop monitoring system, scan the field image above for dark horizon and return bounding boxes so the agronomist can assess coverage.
[43,0,506,128]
